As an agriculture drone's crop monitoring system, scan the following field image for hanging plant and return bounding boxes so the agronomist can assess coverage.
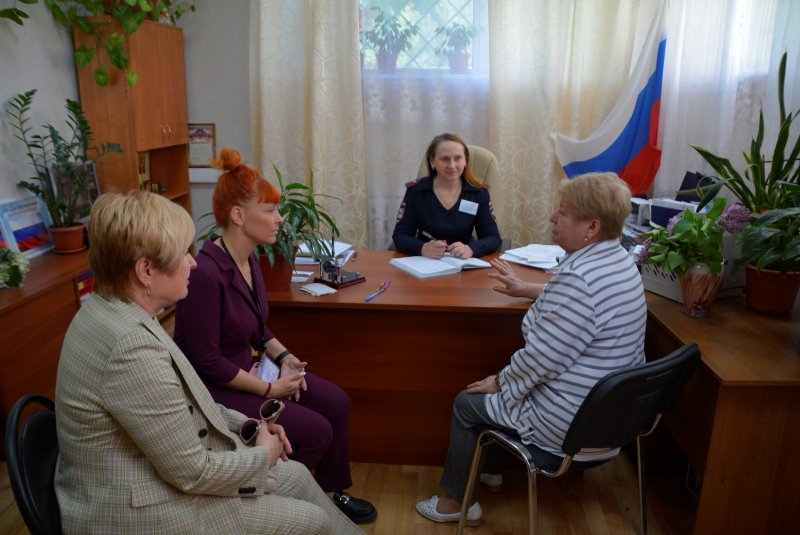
[0,0,196,86]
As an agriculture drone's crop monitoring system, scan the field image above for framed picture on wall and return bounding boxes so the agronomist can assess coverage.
[0,197,53,258]
[188,123,216,168]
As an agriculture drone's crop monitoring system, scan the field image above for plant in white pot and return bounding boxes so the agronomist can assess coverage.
[6,89,122,253]
[434,21,481,73]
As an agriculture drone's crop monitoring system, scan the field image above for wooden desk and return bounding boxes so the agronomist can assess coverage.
[267,250,548,465]
[0,251,90,458]
[645,292,800,534]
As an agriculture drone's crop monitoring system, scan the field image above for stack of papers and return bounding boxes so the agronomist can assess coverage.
[500,244,565,269]
[389,255,491,279]
[295,241,353,266]
[300,283,338,296]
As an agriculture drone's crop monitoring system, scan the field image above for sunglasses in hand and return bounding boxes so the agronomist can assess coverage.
[239,399,286,445]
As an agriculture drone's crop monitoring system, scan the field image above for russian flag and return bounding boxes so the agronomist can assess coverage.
[553,5,666,196]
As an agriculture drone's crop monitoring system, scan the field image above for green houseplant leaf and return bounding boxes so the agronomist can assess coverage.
[5,0,196,87]
[5,89,122,228]
[363,6,418,55]
[196,164,342,271]
[689,52,800,213]
[433,22,481,56]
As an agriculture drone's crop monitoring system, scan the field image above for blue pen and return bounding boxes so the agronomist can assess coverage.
[365,279,391,302]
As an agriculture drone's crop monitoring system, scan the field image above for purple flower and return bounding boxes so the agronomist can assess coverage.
[666,215,681,235]
[637,238,651,264]
[717,203,752,233]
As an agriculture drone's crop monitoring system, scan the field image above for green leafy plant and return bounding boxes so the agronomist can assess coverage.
[1,0,196,86]
[639,198,745,276]
[433,21,480,56]
[259,165,341,269]
[5,89,122,228]
[689,52,800,212]
[197,165,342,270]
[736,207,800,275]
[363,6,418,55]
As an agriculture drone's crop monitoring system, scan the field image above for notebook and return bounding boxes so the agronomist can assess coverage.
[389,255,491,279]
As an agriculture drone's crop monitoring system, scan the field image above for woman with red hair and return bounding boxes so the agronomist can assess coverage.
[174,148,376,525]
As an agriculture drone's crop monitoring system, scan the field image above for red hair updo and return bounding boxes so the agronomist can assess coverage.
[211,147,280,228]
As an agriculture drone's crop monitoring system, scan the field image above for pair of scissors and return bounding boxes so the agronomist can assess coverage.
[365,279,391,302]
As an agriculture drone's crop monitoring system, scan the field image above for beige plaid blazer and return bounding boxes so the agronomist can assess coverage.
[54,294,278,534]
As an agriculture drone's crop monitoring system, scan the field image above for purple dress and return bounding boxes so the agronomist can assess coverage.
[174,240,352,491]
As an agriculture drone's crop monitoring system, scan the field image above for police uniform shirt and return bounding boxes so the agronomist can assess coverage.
[392,175,501,257]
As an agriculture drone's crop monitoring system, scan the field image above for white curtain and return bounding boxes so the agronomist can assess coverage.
[250,0,369,248]
[250,0,800,250]
[656,0,800,198]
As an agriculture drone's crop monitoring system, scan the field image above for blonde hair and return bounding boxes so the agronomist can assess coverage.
[88,191,195,300]
[560,172,631,240]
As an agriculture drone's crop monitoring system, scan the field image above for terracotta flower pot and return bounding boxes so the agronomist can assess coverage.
[679,263,724,318]
[744,264,800,314]
[447,52,470,73]
[376,52,398,74]
[49,224,86,254]
[259,254,293,292]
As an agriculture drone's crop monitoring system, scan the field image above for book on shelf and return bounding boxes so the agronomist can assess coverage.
[389,254,491,279]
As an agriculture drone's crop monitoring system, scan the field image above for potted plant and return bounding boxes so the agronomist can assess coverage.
[196,164,342,291]
[734,206,800,313]
[363,6,418,74]
[258,165,341,290]
[1,0,196,86]
[687,52,800,312]
[639,197,751,317]
[689,53,798,213]
[433,22,481,73]
[5,89,122,252]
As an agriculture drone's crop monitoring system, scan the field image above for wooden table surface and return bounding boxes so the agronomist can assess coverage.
[266,250,549,465]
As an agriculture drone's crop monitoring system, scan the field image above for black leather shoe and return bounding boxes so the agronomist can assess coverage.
[332,491,377,524]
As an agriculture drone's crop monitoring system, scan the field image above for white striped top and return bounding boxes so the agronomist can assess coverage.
[485,240,647,460]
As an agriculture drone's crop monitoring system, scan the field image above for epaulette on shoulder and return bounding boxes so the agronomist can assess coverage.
[405,179,420,189]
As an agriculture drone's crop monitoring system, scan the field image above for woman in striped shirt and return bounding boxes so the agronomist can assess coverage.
[416,172,647,527]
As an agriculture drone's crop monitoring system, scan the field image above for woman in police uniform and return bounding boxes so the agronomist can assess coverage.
[392,133,501,259]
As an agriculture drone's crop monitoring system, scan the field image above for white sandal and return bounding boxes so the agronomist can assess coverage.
[415,495,482,526]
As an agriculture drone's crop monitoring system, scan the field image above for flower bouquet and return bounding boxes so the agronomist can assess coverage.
[639,198,750,317]
[0,247,31,289]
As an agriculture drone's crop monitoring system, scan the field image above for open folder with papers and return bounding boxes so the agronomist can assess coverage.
[389,255,491,279]
[500,244,566,270]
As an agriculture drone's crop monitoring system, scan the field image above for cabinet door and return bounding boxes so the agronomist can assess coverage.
[158,24,188,146]
[128,22,188,150]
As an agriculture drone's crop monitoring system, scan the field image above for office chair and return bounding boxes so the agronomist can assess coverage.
[5,394,63,535]
[416,144,500,185]
[457,343,701,535]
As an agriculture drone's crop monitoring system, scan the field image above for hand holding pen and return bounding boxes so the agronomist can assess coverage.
[420,230,447,259]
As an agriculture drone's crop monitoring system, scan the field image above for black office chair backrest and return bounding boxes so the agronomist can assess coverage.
[562,343,700,455]
[5,394,63,535]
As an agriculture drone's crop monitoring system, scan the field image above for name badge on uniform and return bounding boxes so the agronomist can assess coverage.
[459,199,479,215]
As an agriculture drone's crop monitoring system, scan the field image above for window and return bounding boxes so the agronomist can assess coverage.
[360,0,489,75]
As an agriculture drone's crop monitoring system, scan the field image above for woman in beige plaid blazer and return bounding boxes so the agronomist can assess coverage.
[54,191,362,534]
